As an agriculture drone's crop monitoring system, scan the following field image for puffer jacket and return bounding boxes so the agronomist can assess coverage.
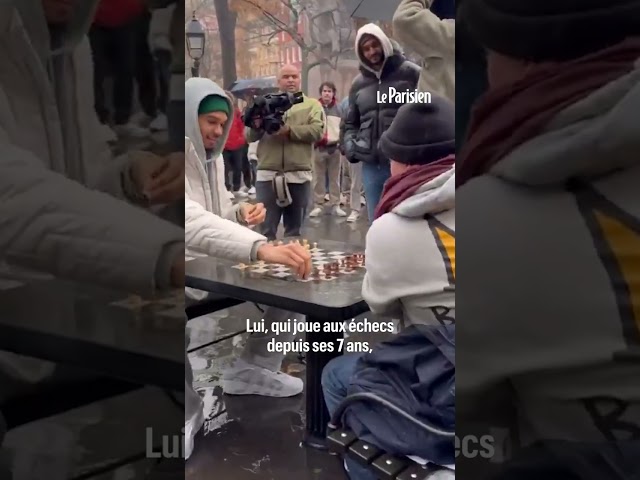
[184,78,266,281]
[342,24,421,165]
[0,0,183,293]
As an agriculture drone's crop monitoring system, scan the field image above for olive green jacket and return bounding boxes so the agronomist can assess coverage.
[245,94,324,172]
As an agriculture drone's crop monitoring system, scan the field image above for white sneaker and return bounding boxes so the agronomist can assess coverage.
[239,186,249,193]
[114,122,151,138]
[222,359,303,397]
[333,206,347,217]
[361,195,366,206]
[100,124,118,143]
[248,186,256,195]
[233,190,249,198]
[309,207,323,217]
[324,193,330,202]
[347,211,360,223]
[149,113,168,131]
[130,111,152,125]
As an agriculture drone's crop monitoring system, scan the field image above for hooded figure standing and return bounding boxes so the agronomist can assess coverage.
[342,24,420,224]
[184,77,312,458]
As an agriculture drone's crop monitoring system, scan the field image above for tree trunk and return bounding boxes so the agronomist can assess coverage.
[301,50,309,95]
[213,0,237,88]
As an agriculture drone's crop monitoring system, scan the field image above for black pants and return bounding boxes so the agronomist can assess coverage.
[134,11,157,118]
[89,22,136,125]
[154,49,171,114]
[240,145,253,188]
[256,181,311,240]
[223,148,245,191]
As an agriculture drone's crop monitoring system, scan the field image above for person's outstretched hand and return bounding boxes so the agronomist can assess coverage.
[130,152,184,205]
[242,202,266,225]
[256,242,312,279]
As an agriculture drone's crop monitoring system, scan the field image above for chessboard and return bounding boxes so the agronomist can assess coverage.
[232,239,365,282]
[108,289,184,330]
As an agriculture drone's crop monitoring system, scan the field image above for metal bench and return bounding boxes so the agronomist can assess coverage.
[327,392,455,480]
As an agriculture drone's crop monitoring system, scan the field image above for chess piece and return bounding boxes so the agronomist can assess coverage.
[313,242,318,249]
[303,239,309,246]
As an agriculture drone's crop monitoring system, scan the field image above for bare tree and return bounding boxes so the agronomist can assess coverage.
[213,0,238,88]
[231,0,354,93]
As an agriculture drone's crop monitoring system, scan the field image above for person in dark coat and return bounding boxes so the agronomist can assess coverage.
[342,23,420,224]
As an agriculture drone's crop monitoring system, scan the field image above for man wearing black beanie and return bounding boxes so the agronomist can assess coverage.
[456,1,640,479]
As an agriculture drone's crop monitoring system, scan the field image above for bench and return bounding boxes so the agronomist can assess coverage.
[327,392,455,480]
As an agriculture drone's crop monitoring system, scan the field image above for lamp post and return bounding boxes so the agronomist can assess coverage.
[186,12,206,77]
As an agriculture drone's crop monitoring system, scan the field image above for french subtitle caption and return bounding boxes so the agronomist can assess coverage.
[246,318,395,355]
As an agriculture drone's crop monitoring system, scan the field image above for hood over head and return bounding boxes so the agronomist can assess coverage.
[355,23,395,75]
[493,63,640,186]
[185,77,233,164]
[394,166,455,218]
[7,0,101,57]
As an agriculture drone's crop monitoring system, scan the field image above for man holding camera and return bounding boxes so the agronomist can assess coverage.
[245,64,325,240]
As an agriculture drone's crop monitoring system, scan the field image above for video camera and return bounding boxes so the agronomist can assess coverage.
[243,91,304,134]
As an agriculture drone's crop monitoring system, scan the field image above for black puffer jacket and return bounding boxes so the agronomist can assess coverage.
[342,25,420,165]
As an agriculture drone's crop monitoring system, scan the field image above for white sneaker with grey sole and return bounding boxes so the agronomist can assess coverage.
[222,358,303,397]
[309,207,323,217]
[347,211,360,222]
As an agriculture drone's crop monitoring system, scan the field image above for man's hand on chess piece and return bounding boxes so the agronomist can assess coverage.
[242,202,266,225]
[257,243,312,279]
[130,151,184,205]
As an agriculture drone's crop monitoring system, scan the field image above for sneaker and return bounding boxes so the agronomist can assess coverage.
[233,190,249,198]
[114,122,151,138]
[222,358,304,397]
[130,111,152,125]
[324,193,330,202]
[227,190,235,200]
[333,206,347,217]
[361,195,366,206]
[100,124,118,143]
[248,186,256,195]
[309,207,323,217]
[347,211,360,223]
[149,113,168,131]
[239,186,249,193]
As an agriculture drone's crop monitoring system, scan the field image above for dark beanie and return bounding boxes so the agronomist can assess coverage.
[460,0,640,62]
[378,96,455,166]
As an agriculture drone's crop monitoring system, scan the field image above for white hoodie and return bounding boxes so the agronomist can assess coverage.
[184,79,267,295]
[363,168,455,327]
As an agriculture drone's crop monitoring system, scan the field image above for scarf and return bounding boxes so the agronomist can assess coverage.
[374,156,455,220]
[456,38,640,187]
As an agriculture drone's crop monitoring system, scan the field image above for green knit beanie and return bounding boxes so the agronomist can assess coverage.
[198,95,230,115]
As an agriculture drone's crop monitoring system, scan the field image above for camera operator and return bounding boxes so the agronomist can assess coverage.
[245,64,325,240]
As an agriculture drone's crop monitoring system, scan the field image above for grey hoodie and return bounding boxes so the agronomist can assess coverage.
[363,168,455,327]
[457,58,640,448]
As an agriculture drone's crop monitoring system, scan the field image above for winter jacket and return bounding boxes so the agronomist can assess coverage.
[315,97,343,151]
[245,95,324,172]
[392,0,455,102]
[363,168,455,327]
[224,109,247,151]
[0,0,183,293]
[184,78,266,297]
[94,0,145,28]
[456,55,640,448]
[344,324,455,465]
[342,24,421,166]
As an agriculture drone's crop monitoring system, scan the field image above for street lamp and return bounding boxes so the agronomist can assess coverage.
[186,12,206,77]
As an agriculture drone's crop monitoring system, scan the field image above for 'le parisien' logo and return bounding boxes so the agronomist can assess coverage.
[572,181,640,359]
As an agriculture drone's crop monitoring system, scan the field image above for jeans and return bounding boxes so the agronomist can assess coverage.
[361,162,391,224]
[167,99,184,152]
[223,148,244,191]
[255,181,311,240]
[321,354,376,480]
[89,22,136,125]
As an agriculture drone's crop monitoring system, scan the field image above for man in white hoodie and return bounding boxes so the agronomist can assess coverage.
[184,77,313,458]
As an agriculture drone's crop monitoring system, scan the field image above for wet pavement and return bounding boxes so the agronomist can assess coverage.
[1,204,377,479]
